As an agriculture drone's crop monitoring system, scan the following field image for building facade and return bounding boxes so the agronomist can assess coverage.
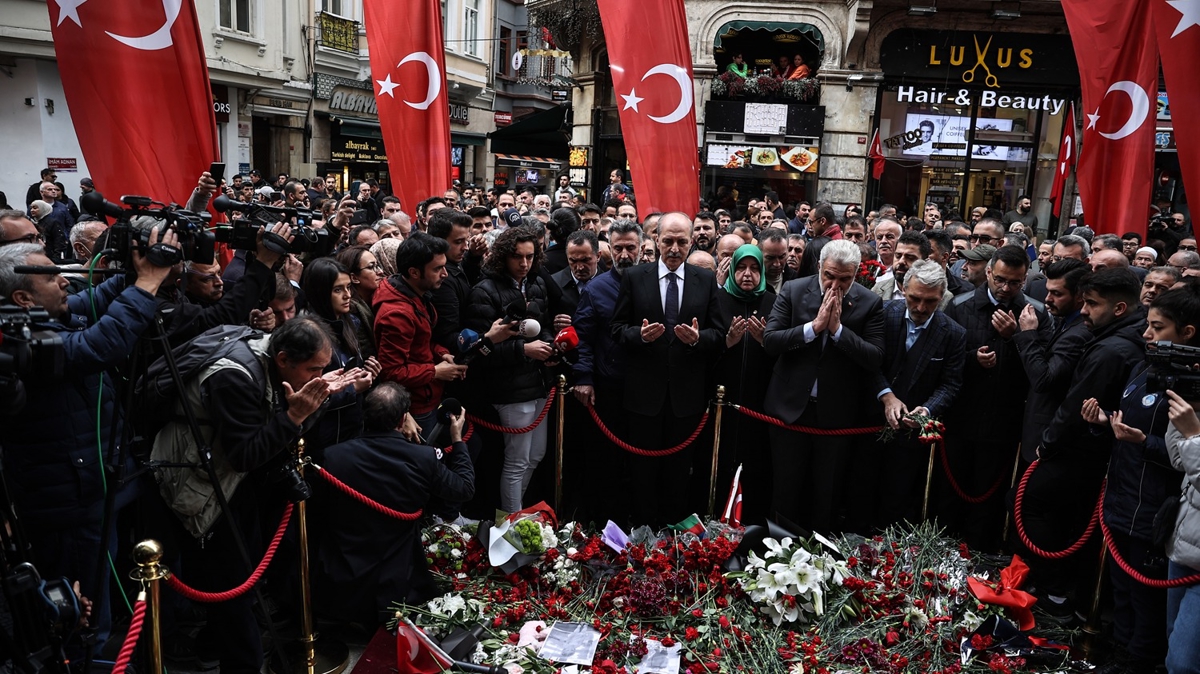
[530,0,1082,227]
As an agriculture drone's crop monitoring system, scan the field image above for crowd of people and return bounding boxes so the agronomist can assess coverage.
[2,168,1200,674]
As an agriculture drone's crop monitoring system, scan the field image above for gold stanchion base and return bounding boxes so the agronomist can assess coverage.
[272,637,351,674]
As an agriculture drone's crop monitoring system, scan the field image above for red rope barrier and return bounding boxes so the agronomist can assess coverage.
[111,597,146,674]
[586,404,709,457]
[309,465,423,520]
[466,388,557,434]
[165,502,294,603]
[731,404,884,436]
[1012,460,1101,559]
[1100,489,1200,588]
[935,440,1006,504]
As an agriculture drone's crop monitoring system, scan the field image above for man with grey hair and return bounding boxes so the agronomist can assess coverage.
[763,239,885,531]
[611,212,726,525]
[29,197,71,262]
[63,219,110,293]
[872,259,966,526]
[1091,233,1122,253]
[0,228,176,650]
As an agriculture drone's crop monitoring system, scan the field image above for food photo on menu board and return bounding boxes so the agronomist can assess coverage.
[706,144,819,173]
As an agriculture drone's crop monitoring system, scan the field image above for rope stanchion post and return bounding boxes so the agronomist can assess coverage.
[921,442,937,521]
[707,386,726,519]
[1080,542,1108,662]
[555,375,566,513]
[1002,446,1022,543]
[285,439,349,674]
[131,540,166,674]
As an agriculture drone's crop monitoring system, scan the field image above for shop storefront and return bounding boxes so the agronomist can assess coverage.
[702,100,825,212]
[872,29,1079,225]
[492,154,565,194]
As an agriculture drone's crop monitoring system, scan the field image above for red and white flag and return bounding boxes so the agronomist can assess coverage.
[363,0,451,215]
[47,0,218,206]
[1062,0,1159,236]
[1048,103,1076,218]
[1153,0,1200,216]
[597,0,699,220]
[720,464,743,528]
[868,130,886,181]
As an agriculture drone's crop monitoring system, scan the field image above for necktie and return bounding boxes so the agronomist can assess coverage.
[665,272,679,332]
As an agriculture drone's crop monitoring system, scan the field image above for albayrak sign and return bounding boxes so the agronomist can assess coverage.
[897,86,1067,115]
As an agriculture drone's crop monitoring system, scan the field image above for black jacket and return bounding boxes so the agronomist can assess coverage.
[763,277,885,426]
[543,245,569,275]
[714,288,777,409]
[157,257,276,348]
[551,267,588,319]
[1014,312,1092,460]
[316,430,473,623]
[1102,363,1181,542]
[1040,306,1148,461]
[946,285,1052,443]
[464,270,553,403]
[430,260,472,352]
[871,300,966,420]
[611,262,726,417]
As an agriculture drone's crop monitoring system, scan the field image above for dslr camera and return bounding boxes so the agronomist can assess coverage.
[1146,340,1200,398]
[81,192,216,267]
[211,195,333,257]
[1149,212,1175,230]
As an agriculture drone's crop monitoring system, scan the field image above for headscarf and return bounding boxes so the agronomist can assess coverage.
[370,237,403,278]
[723,244,767,301]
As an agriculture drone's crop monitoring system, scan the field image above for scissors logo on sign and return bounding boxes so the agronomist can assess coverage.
[962,35,1000,89]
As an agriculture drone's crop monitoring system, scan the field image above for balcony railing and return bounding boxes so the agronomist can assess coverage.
[711,72,819,104]
[318,12,359,54]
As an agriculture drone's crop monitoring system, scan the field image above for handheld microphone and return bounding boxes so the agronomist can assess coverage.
[425,397,463,449]
[454,329,482,365]
[501,299,527,324]
[553,326,580,353]
[517,319,541,339]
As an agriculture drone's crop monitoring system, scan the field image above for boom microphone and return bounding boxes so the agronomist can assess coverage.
[80,191,125,219]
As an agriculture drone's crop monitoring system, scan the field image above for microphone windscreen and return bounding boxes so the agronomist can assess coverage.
[456,329,480,354]
[518,319,541,339]
[554,326,580,351]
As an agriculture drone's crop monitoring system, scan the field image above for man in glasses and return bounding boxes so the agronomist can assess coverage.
[0,210,43,248]
[183,260,225,306]
[944,245,1052,552]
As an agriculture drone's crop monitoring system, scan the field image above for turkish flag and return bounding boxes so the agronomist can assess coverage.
[1062,0,1159,236]
[1154,0,1200,216]
[1048,103,1076,218]
[868,130,886,180]
[597,0,699,219]
[363,0,451,215]
[47,0,217,207]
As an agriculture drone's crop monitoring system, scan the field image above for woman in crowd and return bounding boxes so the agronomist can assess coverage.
[464,227,554,513]
[725,53,749,78]
[300,257,378,459]
[1084,285,1200,674]
[774,55,792,79]
[336,244,381,354]
[788,54,812,80]
[714,244,776,519]
[371,236,402,279]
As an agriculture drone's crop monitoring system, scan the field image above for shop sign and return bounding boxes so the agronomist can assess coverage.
[495,111,513,126]
[1156,129,1176,150]
[331,137,387,163]
[552,89,570,102]
[569,168,587,186]
[896,86,1067,115]
[704,144,818,173]
[494,171,509,185]
[330,87,378,116]
[450,104,470,125]
[880,29,1078,89]
[252,95,295,109]
[212,85,231,123]
[46,157,78,171]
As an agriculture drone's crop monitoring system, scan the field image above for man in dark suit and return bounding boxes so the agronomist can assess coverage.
[550,230,600,326]
[944,245,1053,551]
[317,382,474,625]
[611,212,727,526]
[763,239,885,532]
[873,260,966,526]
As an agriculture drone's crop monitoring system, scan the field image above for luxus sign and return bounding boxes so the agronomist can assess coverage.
[896,86,1067,115]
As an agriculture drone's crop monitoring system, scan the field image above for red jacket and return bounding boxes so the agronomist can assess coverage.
[373,278,451,415]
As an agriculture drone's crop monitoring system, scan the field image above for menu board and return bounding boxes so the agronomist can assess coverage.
[706,144,819,173]
[743,103,788,135]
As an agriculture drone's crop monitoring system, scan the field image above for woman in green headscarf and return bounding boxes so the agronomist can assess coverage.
[714,244,777,520]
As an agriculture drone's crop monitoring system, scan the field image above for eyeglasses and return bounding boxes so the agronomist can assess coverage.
[0,233,44,245]
[968,234,1000,243]
[357,261,382,272]
[1180,245,1198,251]
[991,276,1024,289]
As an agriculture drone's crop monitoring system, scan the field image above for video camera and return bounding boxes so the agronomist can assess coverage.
[81,192,215,267]
[1149,212,1176,230]
[1146,340,1200,398]
[0,307,64,414]
[211,195,334,257]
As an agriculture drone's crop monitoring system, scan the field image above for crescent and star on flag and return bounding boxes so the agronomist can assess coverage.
[375,52,443,111]
[619,63,693,125]
[1084,0,1199,140]
[53,0,183,50]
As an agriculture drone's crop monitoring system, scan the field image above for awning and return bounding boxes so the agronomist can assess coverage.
[714,20,825,56]
[494,154,565,171]
[333,117,383,139]
[452,132,487,147]
[488,105,569,158]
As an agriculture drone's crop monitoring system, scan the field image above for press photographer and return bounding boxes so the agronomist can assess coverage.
[149,316,346,673]
[0,226,178,651]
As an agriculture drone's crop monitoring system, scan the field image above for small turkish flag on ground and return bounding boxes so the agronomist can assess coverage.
[1154,0,1200,217]
[868,130,886,181]
[721,464,744,528]
[47,0,218,206]
[363,0,451,214]
[1048,104,1076,219]
[1062,0,1158,237]
[597,0,699,220]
